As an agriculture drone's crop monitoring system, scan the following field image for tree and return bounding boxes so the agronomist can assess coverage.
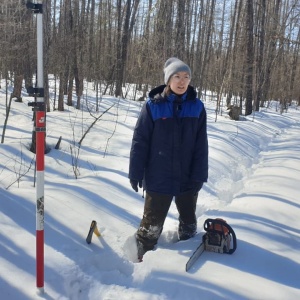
[245,0,254,116]
[115,0,140,97]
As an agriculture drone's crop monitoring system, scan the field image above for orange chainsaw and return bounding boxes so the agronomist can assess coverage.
[186,218,237,271]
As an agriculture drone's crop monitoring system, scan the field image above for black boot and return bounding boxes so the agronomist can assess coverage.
[178,221,197,241]
[136,239,147,262]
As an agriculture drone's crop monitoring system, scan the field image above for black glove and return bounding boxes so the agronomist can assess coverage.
[130,179,143,192]
[192,181,203,195]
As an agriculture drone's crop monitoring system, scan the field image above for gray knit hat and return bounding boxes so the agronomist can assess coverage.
[164,57,191,84]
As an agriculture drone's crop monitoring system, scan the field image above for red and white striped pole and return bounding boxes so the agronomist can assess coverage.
[26,0,45,294]
[36,4,45,293]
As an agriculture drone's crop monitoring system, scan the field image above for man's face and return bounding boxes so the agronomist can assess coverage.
[169,71,191,95]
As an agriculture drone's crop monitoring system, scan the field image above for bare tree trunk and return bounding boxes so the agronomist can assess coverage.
[1,92,13,144]
[199,0,215,93]
[74,0,85,109]
[245,0,254,116]
[287,19,300,106]
[261,0,281,106]
[255,0,266,111]
[67,77,74,106]
[58,71,65,111]
[174,0,186,58]
[193,0,205,89]
[75,66,83,109]
[114,0,123,97]
[11,75,23,102]
[115,0,140,97]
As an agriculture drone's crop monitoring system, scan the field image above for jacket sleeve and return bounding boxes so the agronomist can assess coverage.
[129,101,154,181]
[191,106,208,182]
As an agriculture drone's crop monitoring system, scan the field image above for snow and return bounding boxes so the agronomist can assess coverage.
[0,82,300,300]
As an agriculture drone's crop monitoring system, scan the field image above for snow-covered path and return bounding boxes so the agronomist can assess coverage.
[207,122,300,299]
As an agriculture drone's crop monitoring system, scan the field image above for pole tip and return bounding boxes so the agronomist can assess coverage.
[36,287,45,295]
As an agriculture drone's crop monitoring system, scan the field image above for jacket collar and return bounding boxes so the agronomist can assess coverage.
[148,85,197,103]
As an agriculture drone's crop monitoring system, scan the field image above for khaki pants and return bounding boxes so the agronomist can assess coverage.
[136,190,198,250]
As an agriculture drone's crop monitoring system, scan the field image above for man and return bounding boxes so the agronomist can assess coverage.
[129,57,208,261]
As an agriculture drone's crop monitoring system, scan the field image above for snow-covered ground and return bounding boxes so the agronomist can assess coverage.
[0,83,299,300]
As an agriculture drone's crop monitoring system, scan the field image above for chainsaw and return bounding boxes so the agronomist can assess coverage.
[186,218,237,271]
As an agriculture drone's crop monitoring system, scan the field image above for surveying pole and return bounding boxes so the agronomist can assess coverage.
[26,0,45,294]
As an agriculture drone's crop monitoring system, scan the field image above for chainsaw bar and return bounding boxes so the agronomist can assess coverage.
[185,242,205,272]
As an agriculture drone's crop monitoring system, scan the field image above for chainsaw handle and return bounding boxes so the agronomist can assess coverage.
[227,224,237,254]
[203,218,237,254]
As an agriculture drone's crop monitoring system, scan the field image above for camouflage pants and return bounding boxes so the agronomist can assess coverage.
[136,190,198,251]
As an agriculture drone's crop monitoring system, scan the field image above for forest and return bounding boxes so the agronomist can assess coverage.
[0,0,300,116]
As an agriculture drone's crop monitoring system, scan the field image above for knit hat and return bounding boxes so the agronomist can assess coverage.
[163,57,191,84]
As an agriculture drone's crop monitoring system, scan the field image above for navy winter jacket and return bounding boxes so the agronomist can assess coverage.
[129,85,208,195]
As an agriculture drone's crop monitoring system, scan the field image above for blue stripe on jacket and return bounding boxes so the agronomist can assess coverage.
[147,92,203,121]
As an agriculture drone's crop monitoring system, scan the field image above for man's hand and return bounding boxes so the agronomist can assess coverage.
[130,179,143,192]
